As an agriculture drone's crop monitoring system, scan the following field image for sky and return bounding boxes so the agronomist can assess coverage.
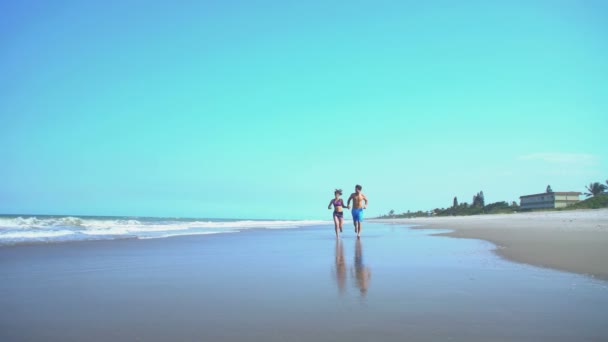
[1,0,607,219]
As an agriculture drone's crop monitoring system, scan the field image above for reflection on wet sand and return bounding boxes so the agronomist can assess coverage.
[352,239,371,297]
[333,239,346,294]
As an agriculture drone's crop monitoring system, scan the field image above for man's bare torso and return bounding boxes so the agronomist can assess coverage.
[350,193,366,209]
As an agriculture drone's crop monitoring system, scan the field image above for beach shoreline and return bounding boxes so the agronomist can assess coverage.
[2,222,608,341]
[371,209,608,280]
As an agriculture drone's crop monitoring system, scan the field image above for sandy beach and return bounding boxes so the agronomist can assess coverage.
[2,222,608,341]
[373,209,608,280]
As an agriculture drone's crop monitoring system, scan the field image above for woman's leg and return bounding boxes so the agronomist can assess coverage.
[338,217,344,232]
[333,215,340,237]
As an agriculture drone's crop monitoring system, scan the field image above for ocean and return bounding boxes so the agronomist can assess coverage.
[0,215,326,245]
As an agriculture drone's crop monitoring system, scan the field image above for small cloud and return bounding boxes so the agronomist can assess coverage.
[518,153,598,165]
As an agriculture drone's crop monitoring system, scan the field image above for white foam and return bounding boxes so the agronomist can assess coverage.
[1,216,85,228]
[137,231,238,240]
[0,216,329,245]
[0,230,75,239]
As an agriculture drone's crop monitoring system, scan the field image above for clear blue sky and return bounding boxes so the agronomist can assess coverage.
[1,1,606,219]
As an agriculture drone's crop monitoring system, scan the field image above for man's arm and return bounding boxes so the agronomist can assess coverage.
[347,194,353,208]
[363,195,368,209]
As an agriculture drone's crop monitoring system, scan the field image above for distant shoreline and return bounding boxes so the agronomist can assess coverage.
[372,209,608,280]
[376,194,608,219]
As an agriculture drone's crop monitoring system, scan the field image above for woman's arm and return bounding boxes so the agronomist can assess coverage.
[328,199,333,210]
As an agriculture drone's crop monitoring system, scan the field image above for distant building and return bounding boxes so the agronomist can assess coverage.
[519,191,581,209]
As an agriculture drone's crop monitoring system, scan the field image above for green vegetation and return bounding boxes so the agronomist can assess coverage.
[435,200,518,216]
[472,191,485,207]
[378,190,519,218]
[378,178,607,218]
[380,200,519,218]
[585,182,608,197]
[384,210,430,218]
[563,195,608,210]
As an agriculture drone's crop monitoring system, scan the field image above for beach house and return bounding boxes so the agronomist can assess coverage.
[519,190,581,209]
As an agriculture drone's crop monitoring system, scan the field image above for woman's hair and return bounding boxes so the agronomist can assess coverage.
[334,189,342,195]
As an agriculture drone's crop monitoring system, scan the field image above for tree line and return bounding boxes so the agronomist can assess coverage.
[380,178,607,218]
[380,190,518,218]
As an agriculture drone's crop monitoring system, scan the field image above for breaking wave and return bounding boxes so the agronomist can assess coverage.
[0,216,327,245]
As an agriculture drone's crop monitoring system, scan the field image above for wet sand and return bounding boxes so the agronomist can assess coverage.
[373,209,608,280]
[1,223,607,341]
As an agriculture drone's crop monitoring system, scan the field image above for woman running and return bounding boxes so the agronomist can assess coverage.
[328,189,348,237]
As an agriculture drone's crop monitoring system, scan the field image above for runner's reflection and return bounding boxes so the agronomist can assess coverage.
[352,239,371,297]
[333,239,346,294]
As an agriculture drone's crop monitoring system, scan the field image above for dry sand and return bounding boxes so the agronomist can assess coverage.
[372,209,608,280]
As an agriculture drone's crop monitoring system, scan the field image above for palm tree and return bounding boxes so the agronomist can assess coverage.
[584,182,607,197]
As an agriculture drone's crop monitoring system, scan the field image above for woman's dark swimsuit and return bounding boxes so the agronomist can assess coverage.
[333,199,344,219]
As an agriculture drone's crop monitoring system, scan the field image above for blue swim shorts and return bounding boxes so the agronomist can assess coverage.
[352,208,363,222]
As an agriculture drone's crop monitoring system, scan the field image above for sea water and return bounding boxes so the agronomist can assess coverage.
[0,215,326,245]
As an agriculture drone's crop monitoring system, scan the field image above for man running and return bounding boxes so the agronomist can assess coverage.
[347,184,368,238]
